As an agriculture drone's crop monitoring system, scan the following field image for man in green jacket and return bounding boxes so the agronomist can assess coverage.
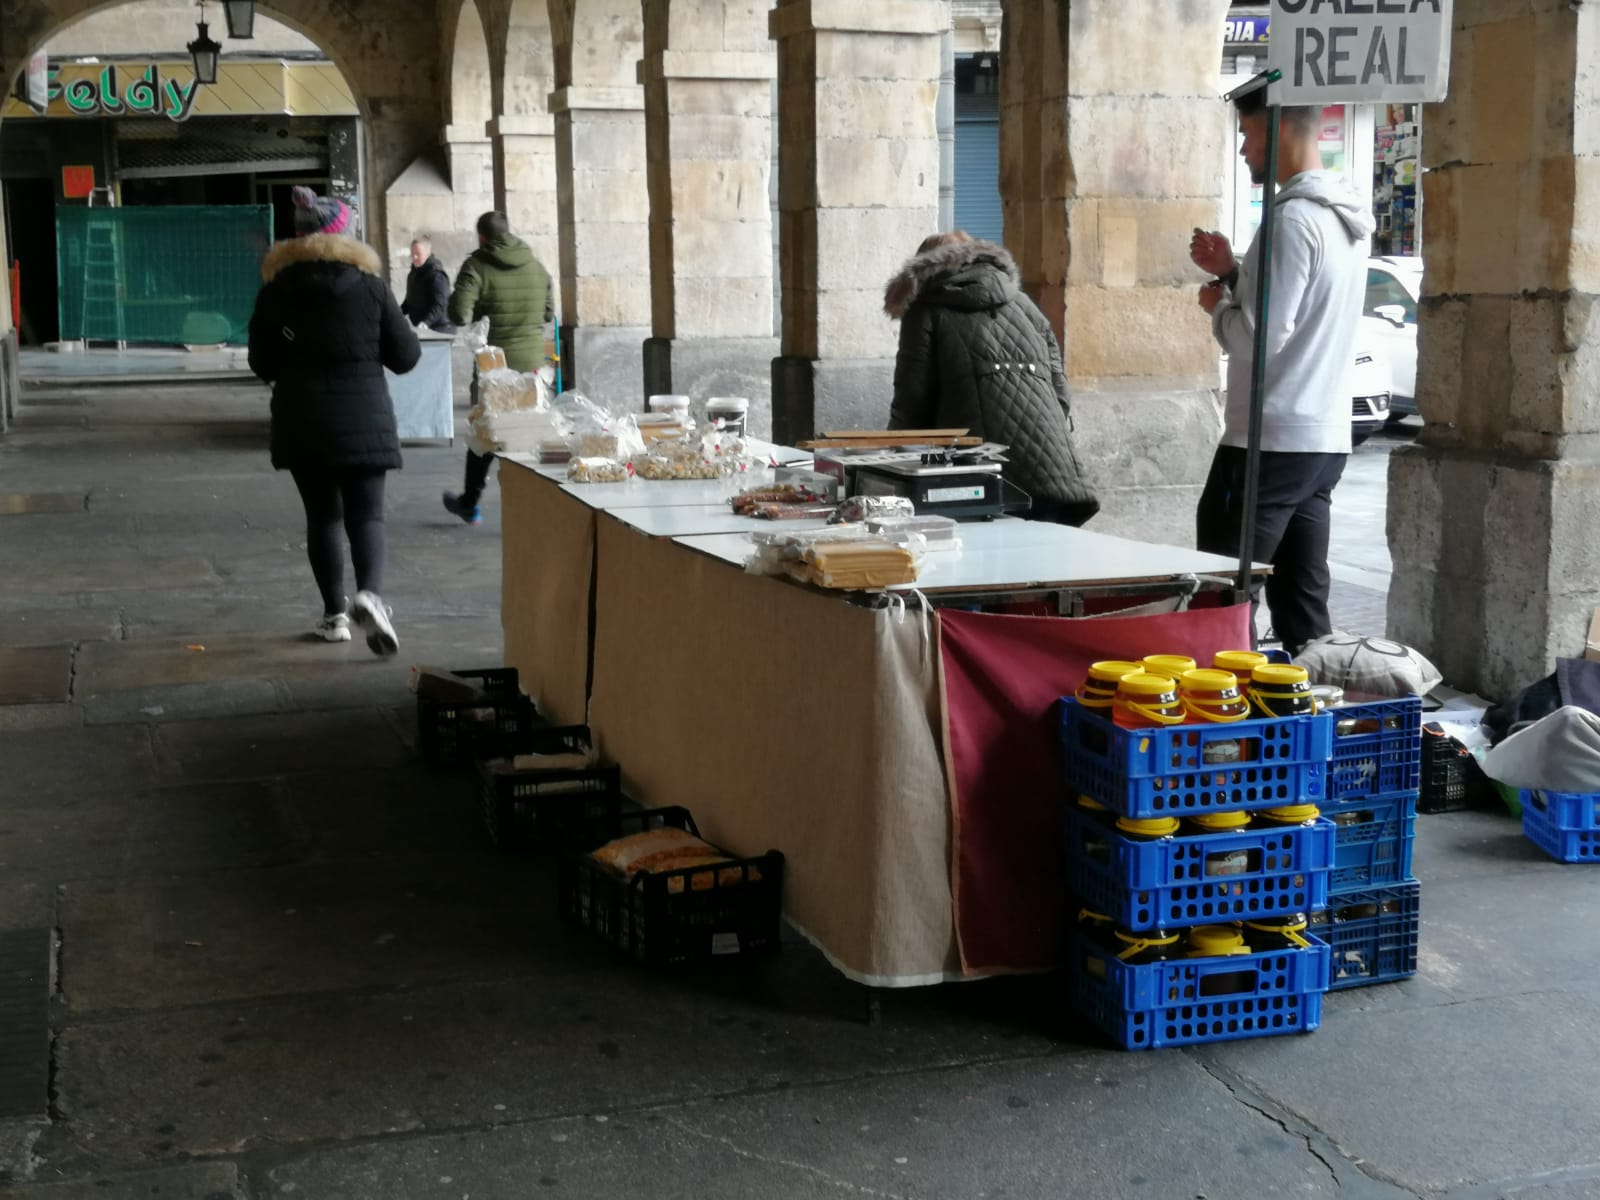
[442,210,554,524]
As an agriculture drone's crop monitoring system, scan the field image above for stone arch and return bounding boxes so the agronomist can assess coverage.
[551,0,644,90]
[2,0,446,291]
[448,0,495,132]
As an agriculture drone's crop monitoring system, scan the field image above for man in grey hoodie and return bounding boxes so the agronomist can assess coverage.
[1190,89,1375,653]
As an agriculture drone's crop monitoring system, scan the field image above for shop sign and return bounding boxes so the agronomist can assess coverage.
[42,64,202,123]
[1269,0,1453,104]
[1224,15,1271,45]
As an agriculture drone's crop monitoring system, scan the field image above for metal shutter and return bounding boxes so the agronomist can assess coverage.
[954,91,1001,243]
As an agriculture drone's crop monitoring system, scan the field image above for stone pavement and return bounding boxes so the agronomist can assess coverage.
[0,381,1597,1200]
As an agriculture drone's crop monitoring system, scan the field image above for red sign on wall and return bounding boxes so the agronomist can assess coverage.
[61,165,95,198]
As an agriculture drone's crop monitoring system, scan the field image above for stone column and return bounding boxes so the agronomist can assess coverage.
[550,86,652,401]
[1388,0,1600,697]
[640,0,778,430]
[444,122,497,233]
[491,114,560,283]
[999,0,1229,542]
[769,0,947,444]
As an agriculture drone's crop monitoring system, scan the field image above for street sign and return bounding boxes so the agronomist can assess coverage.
[1268,0,1453,105]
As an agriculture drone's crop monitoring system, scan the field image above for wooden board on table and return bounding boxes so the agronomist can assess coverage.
[798,429,980,450]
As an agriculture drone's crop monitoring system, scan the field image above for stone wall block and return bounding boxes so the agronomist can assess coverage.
[568,115,648,170]
[670,276,775,339]
[1457,296,1515,449]
[815,80,940,140]
[1469,16,1537,166]
[573,221,655,278]
[669,159,770,222]
[1507,295,1570,435]
[1066,0,1230,98]
[1415,297,1467,430]
[1564,155,1600,291]
[669,216,772,279]
[815,208,929,291]
[815,138,940,210]
[1066,287,1218,380]
[1385,446,1445,569]
[568,170,652,222]
[1450,162,1522,295]
[1066,96,1225,200]
[814,31,939,80]
[574,275,654,328]
[816,287,899,361]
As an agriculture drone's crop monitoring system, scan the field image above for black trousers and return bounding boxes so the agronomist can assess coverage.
[461,449,494,508]
[290,467,388,615]
[1195,446,1347,654]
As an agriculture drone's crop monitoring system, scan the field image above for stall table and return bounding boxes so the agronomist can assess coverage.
[496,456,1265,985]
[388,331,454,443]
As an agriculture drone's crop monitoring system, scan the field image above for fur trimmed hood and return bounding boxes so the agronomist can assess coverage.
[261,233,383,283]
[884,238,1021,318]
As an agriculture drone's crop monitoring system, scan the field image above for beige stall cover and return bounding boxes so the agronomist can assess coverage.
[499,465,596,727]
[588,516,959,985]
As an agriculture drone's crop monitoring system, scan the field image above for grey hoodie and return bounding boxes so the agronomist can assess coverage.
[1211,170,1376,454]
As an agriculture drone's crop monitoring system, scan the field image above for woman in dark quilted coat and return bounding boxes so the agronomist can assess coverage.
[248,187,420,655]
[886,232,1099,526]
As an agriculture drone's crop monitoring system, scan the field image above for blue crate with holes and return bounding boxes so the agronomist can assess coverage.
[1324,790,1417,889]
[1309,881,1419,990]
[1521,789,1600,863]
[1328,697,1423,801]
[1063,805,1334,931]
[1066,926,1329,1050]
[1058,699,1334,820]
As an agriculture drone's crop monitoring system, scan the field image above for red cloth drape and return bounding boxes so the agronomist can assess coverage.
[937,604,1254,975]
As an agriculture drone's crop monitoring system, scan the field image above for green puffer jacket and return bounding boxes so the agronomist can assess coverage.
[886,239,1099,525]
[448,235,553,374]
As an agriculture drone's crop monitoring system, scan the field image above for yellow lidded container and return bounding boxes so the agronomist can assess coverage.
[1113,671,1186,728]
[1185,924,1253,958]
[1142,654,1198,680]
[1214,650,1269,676]
[1178,667,1251,724]
[1115,815,1181,839]
[1249,663,1319,717]
[1075,660,1144,710]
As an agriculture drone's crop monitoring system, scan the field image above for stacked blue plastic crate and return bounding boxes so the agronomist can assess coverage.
[1521,788,1600,862]
[1312,697,1423,990]
[1058,699,1336,1049]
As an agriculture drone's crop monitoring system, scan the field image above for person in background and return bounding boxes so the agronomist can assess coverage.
[1191,86,1374,653]
[884,231,1099,526]
[248,185,420,656]
[441,211,553,525]
[400,235,455,333]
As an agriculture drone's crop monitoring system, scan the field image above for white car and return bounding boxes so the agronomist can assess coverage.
[1361,255,1420,417]
[1350,341,1392,446]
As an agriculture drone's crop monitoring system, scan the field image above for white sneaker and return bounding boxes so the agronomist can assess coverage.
[315,612,352,643]
[350,591,399,657]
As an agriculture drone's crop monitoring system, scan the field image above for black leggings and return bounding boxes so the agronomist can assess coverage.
[290,468,388,615]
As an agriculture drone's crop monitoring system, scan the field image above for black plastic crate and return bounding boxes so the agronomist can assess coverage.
[559,806,784,966]
[1419,723,1483,814]
[416,668,536,767]
[475,725,623,850]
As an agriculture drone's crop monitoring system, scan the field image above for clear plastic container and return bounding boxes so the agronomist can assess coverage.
[865,514,961,545]
[705,396,750,437]
[648,394,691,416]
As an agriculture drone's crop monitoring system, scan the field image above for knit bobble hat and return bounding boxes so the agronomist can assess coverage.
[291,185,352,236]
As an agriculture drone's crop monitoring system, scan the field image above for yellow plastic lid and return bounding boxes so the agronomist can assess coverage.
[1114,928,1179,948]
[1087,660,1143,685]
[1215,650,1269,673]
[1116,672,1179,699]
[1259,804,1322,823]
[1186,810,1252,832]
[1179,668,1240,693]
[1079,908,1115,926]
[1116,815,1181,838]
[1076,795,1108,812]
[1253,663,1311,688]
[1186,925,1251,957]
[1244,915,1309,935]
[1143,654,1197,678]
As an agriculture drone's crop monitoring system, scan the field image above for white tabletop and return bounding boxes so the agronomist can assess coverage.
[605,503,833,539]
[675,520,1264,595]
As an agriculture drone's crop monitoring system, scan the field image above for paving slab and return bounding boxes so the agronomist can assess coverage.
[4,1161,244,1199]
[1196,989,1600,1196]
[0,780,293,883]
[0,725,160,795]
[0,647,72,705]
[57,852,550,1013]
[82,680,288,726]
[51,971,1068,1167]
[152,709,411,783]
[259,1052,1358,1200]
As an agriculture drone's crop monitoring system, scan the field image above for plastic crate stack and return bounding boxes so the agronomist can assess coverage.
[1521,788,1600,863]
[1059,699,1337,1050]
[1312,697,1423,991]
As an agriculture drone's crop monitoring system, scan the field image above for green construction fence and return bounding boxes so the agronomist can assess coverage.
[56,205,273,346]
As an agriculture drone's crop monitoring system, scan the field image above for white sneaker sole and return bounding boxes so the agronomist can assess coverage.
[316,623,352,643]
[350,593,399,657]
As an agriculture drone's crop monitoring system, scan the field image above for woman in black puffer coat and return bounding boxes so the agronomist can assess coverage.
[248,188,420,655]
[885,231,1099,526]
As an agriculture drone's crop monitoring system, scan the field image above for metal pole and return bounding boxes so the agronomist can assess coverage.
[1237,86,1282,596]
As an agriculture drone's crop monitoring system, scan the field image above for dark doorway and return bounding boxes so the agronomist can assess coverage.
[3,179,60,344]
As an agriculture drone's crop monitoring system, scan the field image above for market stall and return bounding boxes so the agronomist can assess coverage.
[388,330,454,443]
[496,454,1267,985]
